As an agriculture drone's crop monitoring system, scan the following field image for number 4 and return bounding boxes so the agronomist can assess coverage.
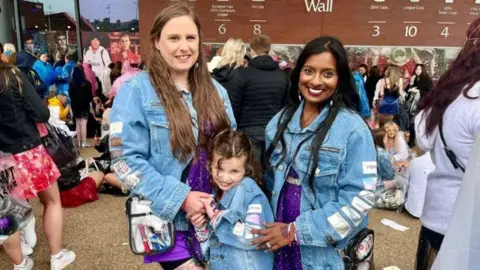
[441,26,449,38]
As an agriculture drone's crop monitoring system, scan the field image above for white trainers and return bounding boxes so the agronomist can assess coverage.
[50,249,76,270]
[13,256,34,270]
[20,240,33,256]
[21,217,37,249]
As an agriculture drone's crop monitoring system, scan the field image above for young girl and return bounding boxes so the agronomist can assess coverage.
[191,130,274,270]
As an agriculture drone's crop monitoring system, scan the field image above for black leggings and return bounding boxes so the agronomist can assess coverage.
[158,258,190,270]
[415,226,445,270]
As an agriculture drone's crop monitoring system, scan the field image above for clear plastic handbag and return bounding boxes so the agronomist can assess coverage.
[125,197,175,255]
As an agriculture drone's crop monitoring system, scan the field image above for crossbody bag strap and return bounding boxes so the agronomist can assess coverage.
[439,118,465,172]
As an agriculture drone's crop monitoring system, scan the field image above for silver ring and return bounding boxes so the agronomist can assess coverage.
[266,242,272,248]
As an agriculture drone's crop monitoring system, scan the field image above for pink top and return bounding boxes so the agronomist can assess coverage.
[82,63,98,96]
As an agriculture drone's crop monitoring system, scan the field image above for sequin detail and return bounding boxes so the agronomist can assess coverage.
[276,168,303,270]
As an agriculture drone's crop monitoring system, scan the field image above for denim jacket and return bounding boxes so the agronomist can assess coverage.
[208,177,274,270]
[265,101,377,269]
[109,71,236,231]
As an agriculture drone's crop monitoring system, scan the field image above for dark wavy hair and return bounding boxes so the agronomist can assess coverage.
[418,18,480,136]
[266,36,360,198]
[414,64,430,80]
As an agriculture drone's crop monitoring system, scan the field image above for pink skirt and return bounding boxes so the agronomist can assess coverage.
[12,144,60,199]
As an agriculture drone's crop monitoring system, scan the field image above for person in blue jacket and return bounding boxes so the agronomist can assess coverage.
[56,49,78,101]
[252,36,378,269]
[353,70,371,119]
[16,50,47,99]
[109,3,236,269]
[191,130,274,270]
[33,53,58,96]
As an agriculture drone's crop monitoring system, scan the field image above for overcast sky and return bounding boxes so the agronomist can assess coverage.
[36,0,138,21]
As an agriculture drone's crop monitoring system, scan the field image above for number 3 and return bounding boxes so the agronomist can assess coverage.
[218,24,226,35]
[253,24,262,35]
[372,25,380,37]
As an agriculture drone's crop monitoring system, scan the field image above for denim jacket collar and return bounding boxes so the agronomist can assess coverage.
[218,185,238,209]
[287,100,331,134]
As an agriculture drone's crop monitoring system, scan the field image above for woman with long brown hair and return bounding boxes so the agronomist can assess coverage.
[0,59,75,269]
[109,3,236,269]
[414,18,480,269]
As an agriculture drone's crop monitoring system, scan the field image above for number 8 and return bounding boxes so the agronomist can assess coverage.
[253,24,262,35]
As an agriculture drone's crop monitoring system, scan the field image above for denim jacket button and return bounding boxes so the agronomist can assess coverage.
[272,191,276,196]
[278,165,284,171]
[315,168,321,176]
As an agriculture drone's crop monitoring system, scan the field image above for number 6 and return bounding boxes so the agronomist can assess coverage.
[218,24,226,35]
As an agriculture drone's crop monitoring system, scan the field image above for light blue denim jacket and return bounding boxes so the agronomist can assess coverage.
[207,177,274,270]
[109,71,236,231]
[265,101,377,269]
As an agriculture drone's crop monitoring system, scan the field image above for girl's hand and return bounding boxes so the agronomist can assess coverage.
[200,197,217,219]
[250,222,294,251]
[183,191,211,217]
[190,213,207,228]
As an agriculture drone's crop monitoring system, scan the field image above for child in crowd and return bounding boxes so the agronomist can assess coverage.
[191,130,274,270]
[373,129,406,210]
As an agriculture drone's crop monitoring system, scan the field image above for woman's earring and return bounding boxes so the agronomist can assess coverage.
[195,62,199,68]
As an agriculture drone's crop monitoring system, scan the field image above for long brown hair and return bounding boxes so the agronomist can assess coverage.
[147,3,230,161]
[418,17,480,136]
[372,128,386,149]
[209,129,263,198]
[0,60,22,93]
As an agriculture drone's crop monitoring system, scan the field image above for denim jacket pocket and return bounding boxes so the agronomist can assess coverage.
[149,120,173,158]
[297,146,342,189]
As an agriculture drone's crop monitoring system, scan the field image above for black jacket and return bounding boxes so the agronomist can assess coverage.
[0,70,50,154]
[212,64,243,104]
[227,55,290,131]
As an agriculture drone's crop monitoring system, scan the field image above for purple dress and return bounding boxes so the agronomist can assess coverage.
[275,168,303,270]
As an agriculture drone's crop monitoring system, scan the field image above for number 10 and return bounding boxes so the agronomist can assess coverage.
[405,26,418,37]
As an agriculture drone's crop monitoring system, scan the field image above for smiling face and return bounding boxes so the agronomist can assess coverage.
[299,52,338,106]
[385,126,396,139]
[155,15,199,76]
[211,152,246,191]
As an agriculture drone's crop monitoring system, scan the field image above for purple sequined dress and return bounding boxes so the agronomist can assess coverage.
[275,168,303,270]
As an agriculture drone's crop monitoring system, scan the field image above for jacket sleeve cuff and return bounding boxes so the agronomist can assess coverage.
[151,181,190,222]
[295,212,327,247]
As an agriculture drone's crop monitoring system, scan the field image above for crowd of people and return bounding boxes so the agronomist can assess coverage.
[1,2,479,270]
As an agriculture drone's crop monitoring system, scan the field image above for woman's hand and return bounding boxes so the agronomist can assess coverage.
[183,191,211,217]
[250,222,293,251]
[200,197,217,219]
[190,213,207,228]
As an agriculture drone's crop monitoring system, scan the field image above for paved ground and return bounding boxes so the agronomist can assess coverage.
[0,148,421,270]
